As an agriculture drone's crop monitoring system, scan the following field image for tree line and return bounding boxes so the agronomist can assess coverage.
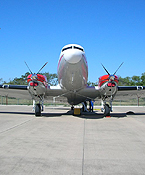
[0,72,58,86]
[1,72,145,86]
[118,73,145,86]
[85,73,145,86]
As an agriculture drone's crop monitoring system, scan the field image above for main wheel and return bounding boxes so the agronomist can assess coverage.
[104,104,111,116]
[35,104,41,116]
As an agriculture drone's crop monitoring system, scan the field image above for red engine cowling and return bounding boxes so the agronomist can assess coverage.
[27,74,32,83]
[98,75,119,87]
[27,74,48,87]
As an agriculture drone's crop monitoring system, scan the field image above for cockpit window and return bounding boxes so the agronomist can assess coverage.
[62,46,72,52]
[74,46,84,52]
[62,45,84,52]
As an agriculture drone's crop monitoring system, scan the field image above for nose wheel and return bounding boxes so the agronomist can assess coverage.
[104,104,111,117]
[35,104,41,116]
[101,98,112,117]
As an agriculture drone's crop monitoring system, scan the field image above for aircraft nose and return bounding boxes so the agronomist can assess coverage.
[64,50,82,64]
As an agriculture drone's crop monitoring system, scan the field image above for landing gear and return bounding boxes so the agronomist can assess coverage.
[82,101,88,112]
[33,97,44,117]
[104,104,111,116]
[101,98,113,117]
[35,104,41,116]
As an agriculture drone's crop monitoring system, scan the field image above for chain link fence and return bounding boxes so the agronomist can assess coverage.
[1,95,145,106]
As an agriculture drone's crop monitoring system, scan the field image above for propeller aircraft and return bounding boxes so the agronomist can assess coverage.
[0,44,145,117]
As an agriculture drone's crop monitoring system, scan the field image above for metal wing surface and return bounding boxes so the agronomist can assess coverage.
[44,85,66,99]
[0,85,31,99]
[0,84,66,100]
[77,86,101,100]
[77,86,145,101]
[115,86,145,100]
[1,84,145,102]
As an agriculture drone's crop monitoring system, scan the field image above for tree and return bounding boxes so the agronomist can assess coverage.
[6,72,58,86]
[3,72,145,87]
[0,78,3,84]
[87,81,98,86]
[131,76,141,86]
[7,72,30,85]
[141,72,145,85]
[42,72,58,86]
[118,76,131,86]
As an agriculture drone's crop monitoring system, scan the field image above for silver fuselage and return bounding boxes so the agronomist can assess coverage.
[57,44,88,91]
[57,44,88,104]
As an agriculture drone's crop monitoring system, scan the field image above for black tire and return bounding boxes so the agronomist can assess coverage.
[35,104,41,116]
[104,104,111,116]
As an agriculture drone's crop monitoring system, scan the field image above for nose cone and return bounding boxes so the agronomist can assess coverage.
[64,50,82,64]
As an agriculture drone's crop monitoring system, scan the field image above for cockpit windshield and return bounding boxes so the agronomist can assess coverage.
[74,46,84,51]
[62,45,84,52]
[62,46,72,52]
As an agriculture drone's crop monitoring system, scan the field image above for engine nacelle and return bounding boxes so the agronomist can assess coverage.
[98,75,119,98]
[27,74,48,88]
[98,75,119,87]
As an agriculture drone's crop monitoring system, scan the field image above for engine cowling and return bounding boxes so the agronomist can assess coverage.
[98,75,119,87]
[27,74,48,88]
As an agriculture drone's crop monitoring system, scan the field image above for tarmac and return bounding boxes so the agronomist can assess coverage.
[0,105,145,175]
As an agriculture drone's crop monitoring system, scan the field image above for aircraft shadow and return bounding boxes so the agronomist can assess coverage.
[1,111,145,119]
[0,111,34,115]
[0,111,70,117]
[126,111,145,115]
[0,111,65,117]
[75,112,127,119]
[42,111,127,119]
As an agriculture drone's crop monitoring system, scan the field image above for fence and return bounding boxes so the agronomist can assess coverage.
[1,95,145,106]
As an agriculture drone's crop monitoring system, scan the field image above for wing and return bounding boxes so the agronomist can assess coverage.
[76,86,101,100]
[45,85,67,98]
[0,84,66,100]
[1,84,145,103]
[115,86,145,100]
[0,85,31,99]
[76,85,145,101]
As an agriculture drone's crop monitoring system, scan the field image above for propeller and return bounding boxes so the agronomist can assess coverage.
[24,61,33,74]
[101,63,110,75]
[101,62,124,75]
[113,62,124,75]
[24,61,48,80]
[37,62,48,74]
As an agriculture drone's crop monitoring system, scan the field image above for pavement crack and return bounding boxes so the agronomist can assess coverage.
[0,118,34,134]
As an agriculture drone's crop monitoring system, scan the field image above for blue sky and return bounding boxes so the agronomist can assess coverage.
[0,0,145,83]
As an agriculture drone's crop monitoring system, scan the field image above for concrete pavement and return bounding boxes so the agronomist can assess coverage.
[0,105,145,174]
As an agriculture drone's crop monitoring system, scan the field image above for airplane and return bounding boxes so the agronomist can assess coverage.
[0,43,145,117]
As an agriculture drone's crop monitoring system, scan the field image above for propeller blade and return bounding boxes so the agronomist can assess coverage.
[101,63,110,75]
[113,62,124,75]
[24,61,33,74]
[37,62,48,74]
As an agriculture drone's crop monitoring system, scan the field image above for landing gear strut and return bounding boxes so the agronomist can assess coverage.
[82,101,88,112]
